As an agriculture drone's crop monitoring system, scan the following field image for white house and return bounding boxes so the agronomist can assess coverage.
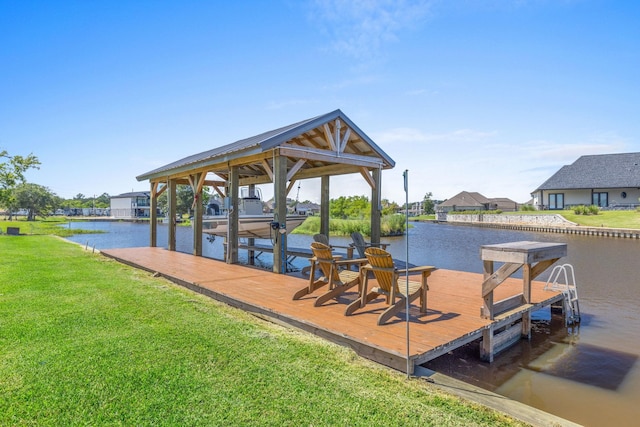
[531,152,640,210]
[110,192,152,218]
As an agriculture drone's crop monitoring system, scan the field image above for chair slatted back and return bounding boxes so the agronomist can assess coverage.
[364,247,398,294]
[310,242,340,282]
[313,234,330,246]
[350,232,367,258]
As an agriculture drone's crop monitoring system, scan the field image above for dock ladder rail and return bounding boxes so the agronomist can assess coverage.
[544,263,581,325]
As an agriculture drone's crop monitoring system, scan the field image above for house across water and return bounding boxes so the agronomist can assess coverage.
[531,152,640,210]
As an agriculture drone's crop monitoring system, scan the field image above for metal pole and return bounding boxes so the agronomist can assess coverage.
[403,169,410,378]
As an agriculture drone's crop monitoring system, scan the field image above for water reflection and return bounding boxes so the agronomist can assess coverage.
[527,342,638,391]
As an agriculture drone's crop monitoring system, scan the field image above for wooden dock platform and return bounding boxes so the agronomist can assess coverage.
[101,247,564,373]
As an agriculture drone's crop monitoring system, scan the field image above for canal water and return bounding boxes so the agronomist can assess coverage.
[65,221,640,426]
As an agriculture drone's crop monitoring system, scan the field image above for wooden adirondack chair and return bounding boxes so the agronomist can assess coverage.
[349,232,389,259]
[345,246,436,325]
[313,234,354,259]
[293,242,366,307]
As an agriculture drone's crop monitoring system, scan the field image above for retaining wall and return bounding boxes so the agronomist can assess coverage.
[443,214,640,239]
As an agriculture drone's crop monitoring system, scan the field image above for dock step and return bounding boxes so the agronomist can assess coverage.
[544,264,581,325]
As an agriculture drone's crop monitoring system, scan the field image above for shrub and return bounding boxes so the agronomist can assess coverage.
[573,205,600,215]
[291,215,403,236]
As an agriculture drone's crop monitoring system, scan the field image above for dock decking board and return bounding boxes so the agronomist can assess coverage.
[101,247,563,373]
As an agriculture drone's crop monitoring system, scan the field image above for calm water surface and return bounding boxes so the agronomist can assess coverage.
[66,221,640,426]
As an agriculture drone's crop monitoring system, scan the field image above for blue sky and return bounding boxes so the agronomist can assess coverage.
[1,0,638,204]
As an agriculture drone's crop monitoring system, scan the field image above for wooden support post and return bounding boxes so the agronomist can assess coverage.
[248,184,256,265]
[168,179,176,251]
[480,326,494,362]
[320,175,330,238]
[370,168,381,246]
[481,260,494,319]
[522,263,532,339]
[193,173,203,257]
[150,182,157,247]
[228,165,239,264]
[273,152,287,274]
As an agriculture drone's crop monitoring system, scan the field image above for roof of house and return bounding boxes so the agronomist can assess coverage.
[438,191,491,208]
[295,202,321,210]
[488,197,518,209]
[111,191,150,199]
[136,109,395,183]
[534,152,640,191]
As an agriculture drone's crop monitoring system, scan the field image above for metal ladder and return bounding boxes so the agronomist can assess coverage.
[544,263,581,325]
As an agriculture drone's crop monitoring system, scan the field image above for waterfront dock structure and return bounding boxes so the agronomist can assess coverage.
[102,246,565,373]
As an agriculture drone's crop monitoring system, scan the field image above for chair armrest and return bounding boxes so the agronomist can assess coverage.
[406,266,437,275]
[358,242,390,250]
[330,244,352,250]
[335,257,367,267]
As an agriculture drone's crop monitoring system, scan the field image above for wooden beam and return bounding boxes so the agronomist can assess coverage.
[262,159,273,181]
[321,175,330,238]
[286,179,297,197]
[273,153,287,274]
[211,184,225,198]
[482,262,522,297]
[339,128,351,153]
[286,159,306,181]
[279,144,384,168]
[168,179,177,251]
[193,172,203,257]
[323,123,337,151]
[228,166,239,264]
[370,168,381,246]
[150,182,157,247]
[195,172,208,194]
[359,167,375,189]
[530,258,560,281]
[152,182,168,197]
[290,164,364,180]
[238,176,273,186]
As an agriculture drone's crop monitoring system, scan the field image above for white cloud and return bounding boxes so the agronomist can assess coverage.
[309,0,434,59]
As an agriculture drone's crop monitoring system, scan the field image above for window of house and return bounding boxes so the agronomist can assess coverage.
[548,193,564,210]
[592,192,608,207]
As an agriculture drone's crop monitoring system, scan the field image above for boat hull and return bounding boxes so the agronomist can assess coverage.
[202,215,307,239]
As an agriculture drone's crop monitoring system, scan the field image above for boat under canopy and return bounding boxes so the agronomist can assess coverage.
[203,187,307,239]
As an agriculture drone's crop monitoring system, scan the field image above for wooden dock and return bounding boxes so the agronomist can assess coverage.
[101,247,564,373]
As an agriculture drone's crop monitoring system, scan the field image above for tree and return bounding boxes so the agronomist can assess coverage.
[0,150,41,215]
[423,192,435,215]
[13,183,58,220]
[157,185,212,216]
[330,195,370,219]
[381,198,400,216]
[95,193,111,208]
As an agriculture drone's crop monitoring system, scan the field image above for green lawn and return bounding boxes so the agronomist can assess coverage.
[0,235,523,426]
[0,217,102,237]
[505,209,640,229]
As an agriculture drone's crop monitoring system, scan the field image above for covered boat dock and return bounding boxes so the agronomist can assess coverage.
[136,109,395,273]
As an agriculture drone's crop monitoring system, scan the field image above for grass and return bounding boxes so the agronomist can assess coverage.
[0,217,102,237]
[292,215,406,236]
[411,215,436,221]
[0,235,524,426]
[503,209,640,229]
